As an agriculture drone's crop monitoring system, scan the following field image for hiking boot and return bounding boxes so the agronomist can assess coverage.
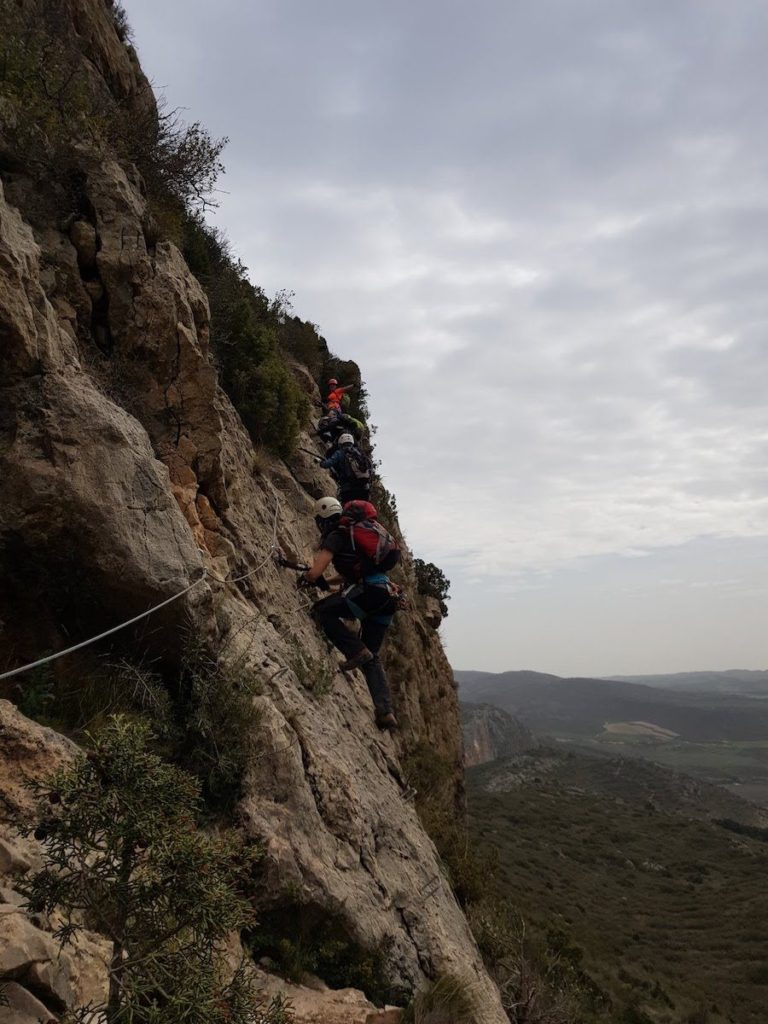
[375,711,399,731]
[340,648,374,672]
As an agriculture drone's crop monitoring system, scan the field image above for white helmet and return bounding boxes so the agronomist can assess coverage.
[338,433,354,446]
[314,496,343,519]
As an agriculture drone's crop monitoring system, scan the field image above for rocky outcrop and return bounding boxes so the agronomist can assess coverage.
[0,700,109,1021]
[461,702,538,767]
[0,1,504,1019]
[253,969,402,1024]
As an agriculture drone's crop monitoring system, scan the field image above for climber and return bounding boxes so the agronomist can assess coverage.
[299,497,401,731]
[320,433,372,505]
[325,378,355,410]
[316,407,366,450]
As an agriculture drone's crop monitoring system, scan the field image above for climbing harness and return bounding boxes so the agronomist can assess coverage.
[0,496,281,683]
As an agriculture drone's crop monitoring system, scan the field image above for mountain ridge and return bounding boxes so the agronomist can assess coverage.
[454,668,768,741]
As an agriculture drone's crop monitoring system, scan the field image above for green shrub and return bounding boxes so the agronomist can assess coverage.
[0,0,225,220]
[288,642,335,696]
[277,299,329,380]
[371,478,400,534]
[175,636,263,809]
[14,666,56,722]
[18,716,284,1024]
[402,742,494,907]
[474,906,603,1023]
[181,216,310,456]
[11,638,261,813]
[12,658,173,738]
[0,0,93,200]
[412,559,451,618]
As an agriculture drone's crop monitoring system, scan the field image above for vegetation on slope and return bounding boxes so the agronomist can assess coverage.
[19,716,290,1024]
[403,742,605,1022]
[14,644,263,815]
[467,748,768,1023]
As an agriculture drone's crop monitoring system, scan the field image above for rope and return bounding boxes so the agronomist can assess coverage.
[0,580,203,683]
[0,496,281,684]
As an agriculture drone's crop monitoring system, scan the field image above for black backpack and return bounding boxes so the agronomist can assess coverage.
[341,447,371,484]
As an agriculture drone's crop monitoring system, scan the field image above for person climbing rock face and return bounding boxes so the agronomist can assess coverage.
[320,433,372,505]
[316,408,365,451]
[325,378,355,411]
[299,497,401,730]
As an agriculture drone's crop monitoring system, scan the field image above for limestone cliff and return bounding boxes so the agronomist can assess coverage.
[461,703,538,768]
[0,1,505,1020]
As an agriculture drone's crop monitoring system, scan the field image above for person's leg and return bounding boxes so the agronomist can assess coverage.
[312,593,366,660]
[350,585,397,718]
[360,618,394,716]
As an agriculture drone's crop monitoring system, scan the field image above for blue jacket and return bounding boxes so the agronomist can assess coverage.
[320,447,351,475]
[320,446,371,484]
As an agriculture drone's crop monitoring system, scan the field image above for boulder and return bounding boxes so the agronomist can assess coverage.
[252,968,403,1024]
[1,981,56,1024]
[0,910,73,1010]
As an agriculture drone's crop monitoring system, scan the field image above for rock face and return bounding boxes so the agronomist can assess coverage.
[0,1,504,1020]
[461,702,538,768]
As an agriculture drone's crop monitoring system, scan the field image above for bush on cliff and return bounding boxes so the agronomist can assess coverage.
[182,217,310,456]
[14,642,262,816]
[0,0,225,219]
[413,559,451,618]
[19,716,290,1024]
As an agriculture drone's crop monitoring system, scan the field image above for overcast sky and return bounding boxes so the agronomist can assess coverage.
[125,0,768,676]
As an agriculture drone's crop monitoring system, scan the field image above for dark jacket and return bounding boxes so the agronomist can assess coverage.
[320,445,371,485]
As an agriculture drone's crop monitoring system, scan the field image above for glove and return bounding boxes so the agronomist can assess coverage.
[297,573,315,591]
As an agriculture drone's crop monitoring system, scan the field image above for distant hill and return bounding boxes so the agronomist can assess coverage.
[460,702,537,767]
[607,669,768,695]
[473,743,766,826]
[454,669,768,742]
[467,746,768,1022]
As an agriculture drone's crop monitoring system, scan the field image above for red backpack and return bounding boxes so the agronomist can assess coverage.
[341,501,401,574]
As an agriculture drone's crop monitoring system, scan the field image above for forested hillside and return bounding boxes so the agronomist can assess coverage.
[467,747,768,1024]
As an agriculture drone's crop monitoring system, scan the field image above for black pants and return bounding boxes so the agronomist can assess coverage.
[339,484,371,506]
[313,585,397,715]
